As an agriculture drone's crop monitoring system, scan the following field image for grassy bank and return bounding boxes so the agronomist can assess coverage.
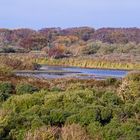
[1,53,140,70]
[36,57,140,70]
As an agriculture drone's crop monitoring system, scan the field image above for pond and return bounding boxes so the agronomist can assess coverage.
[16,65,129,79]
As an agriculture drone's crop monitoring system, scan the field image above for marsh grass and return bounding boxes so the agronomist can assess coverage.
[37,57,140,70]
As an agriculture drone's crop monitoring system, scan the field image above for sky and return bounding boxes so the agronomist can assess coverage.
[0,0,140,29]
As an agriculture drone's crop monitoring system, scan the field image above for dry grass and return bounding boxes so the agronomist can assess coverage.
[61,124,91,140]
[25,126,61,140]
[37,57,140,70]
[25,124,91,140]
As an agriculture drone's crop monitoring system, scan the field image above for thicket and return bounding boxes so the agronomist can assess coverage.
[0,28,140,63]
[0,72,140,140]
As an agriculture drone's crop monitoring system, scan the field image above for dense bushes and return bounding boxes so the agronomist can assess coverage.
[0,82,14,101]
[0,82,14,94]
[82,42,101,55]
[16,83,39,94]
[80,41,140,56]
[0,82,39,102]
[101,92,122,106]
[0,83,140,139]
[0,92,10,102]
[0,72,140,139]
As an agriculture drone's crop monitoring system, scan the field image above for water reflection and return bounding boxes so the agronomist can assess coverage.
[16,65,129,79]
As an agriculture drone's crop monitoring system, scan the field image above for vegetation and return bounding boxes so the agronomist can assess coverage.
[0,27,140,49]
[0,27,140,139]
[0,56,40,71]
[0,82,13,102]
[16,83,39,95]
[0,70,140,140]
[0,27,140,61]
[37,57,140,70]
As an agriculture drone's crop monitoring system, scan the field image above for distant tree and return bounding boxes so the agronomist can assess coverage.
[20,34,48,50]
[48,45,66,58]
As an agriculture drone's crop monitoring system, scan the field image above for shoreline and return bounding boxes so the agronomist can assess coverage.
[40,64,132,71]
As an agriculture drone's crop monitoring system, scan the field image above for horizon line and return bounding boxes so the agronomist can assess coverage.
[0,26,140,31]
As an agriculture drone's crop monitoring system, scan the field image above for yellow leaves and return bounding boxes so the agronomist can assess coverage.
[118,72,140,101]
[55,45,66,54]
[55,35,79,47]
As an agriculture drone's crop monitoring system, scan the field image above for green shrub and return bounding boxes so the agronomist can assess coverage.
[0,82,14,94]
[44,93,64,110]
[82,42,101,55]
[78,106,101,125]
[66,114,80,124]
[134,98,140,114]
[124,103,135,118]
[102,118,140,140]
[0,92,10,102]
[51,87,62,92]
[100,107,112,125]
[0,82,14,101]
[31,117,44,130]
[87,122,102,139]
[98,45,115,54]
[0,80,140,140]
[3,92,45,112]
[49,109,71,125]
[120,121,140,140]
[102,92,122,106]
[16,83,38,94]
[103,118,123,140]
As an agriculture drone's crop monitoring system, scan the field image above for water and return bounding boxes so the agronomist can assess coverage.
[16,65,129,79]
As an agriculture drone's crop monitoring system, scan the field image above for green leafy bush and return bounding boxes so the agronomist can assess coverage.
[87,122,102,139]
[49,109,71,125]
[101,92,122,106]
[0,82,14,101]
[100,114,140,140]
[78,106,101,125]
[16,83,39,94]
[3,92,45,112]
[0,80,140,140]
[82,42,101,55]
[0,82,14,94]
[0,92,10,102]
[100,107,112,125]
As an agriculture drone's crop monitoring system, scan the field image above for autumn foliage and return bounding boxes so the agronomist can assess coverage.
[48,45,66,58]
